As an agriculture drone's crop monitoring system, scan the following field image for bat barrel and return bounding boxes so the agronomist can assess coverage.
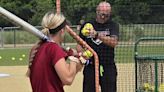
[0,7,48,40]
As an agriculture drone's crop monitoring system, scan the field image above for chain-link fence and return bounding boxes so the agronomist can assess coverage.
[134,37,164,92]
[0,26,78,48]
[0,24,164,92]
[115,24,164,92]
[1,3,164,92]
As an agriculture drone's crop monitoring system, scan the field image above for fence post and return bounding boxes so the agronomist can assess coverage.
[3,27,19,48]
[0,27,1,47]
[0,27,4,48]
[14,29,16,48]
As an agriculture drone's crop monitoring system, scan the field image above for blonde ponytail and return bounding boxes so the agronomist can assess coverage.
[26,12,66,77]
[41,28,50,36]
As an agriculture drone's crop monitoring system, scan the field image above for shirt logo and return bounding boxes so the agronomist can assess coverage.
[91,38,102,45]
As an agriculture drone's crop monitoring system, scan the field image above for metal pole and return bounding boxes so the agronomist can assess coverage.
[14,29,16,48]
[155,60,158,92]
[0,27,2,47]
[1,28,4,48]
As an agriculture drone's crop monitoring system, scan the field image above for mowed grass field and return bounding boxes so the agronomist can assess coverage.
[0,48,30,66]
[0,44,163,65]
[0,46,138,65]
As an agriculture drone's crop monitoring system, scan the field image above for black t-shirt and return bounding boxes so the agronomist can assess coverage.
[79,20,119,64]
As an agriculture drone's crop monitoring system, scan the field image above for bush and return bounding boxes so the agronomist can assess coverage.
[3,31,38,44]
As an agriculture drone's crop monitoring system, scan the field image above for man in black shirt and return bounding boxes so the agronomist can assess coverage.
[77,1,119,92]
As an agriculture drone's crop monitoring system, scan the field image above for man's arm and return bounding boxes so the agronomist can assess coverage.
[96,35,118,47]
[94,22,119,47]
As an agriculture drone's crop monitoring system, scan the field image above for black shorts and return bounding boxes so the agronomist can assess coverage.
[83,64,117,92]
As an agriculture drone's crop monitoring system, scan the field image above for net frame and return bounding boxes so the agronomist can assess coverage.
[55,0,100,92]
[134,37,164,92]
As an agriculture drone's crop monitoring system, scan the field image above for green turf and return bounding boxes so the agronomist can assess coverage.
[115,45,164,63]
[0,46,77,66]
[0,45,163,66]
[0,48,30,66]
[115,45,134,63]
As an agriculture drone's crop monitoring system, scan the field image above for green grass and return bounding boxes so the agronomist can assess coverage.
[115,45,164,63]
[0,48,30,66]
[115,45,134,63]
[0,46,78,66]
[0,44,163,66]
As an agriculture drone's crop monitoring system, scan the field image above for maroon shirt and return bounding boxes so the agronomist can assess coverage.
[30,42,67,92]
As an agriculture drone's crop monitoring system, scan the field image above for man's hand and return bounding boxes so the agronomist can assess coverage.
[81,23,97,38]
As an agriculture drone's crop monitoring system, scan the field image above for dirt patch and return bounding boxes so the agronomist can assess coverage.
[0,64,135,92]
[0,66,31,92]
[0,66,83,92]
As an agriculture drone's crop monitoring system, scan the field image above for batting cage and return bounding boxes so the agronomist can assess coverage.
[134,37,164,92]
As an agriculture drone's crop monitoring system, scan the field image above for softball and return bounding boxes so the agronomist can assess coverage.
[81,23,93,36]
[150,85,154,91]
[11,57,15,61]
[143,83,151,90]
[83,50,93,59]
[159,83,164,91]
[19,58,23,61]
[81,29,90,36]
[85,23,93,29]
[22,54,26,58]
[0,56,2,59]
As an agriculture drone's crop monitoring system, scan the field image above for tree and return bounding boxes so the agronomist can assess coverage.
[111,0,164,24]
[28,0,54,25]
[61,0,101,24]
[1,0,164,27]
[0,0,34,27]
